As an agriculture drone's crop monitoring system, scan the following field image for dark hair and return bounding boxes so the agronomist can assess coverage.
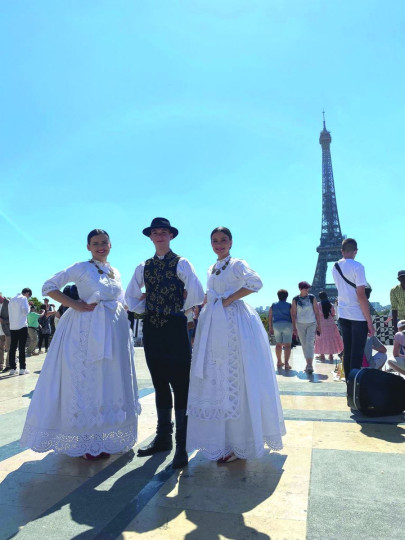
[342,238,357,253]
[319,291,332,319]
[210,226,232,240]
[62,285,80,301]
[87,229,110,244]
[277,289,288,301]
[22,288,32,296]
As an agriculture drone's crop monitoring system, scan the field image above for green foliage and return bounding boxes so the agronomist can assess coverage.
[376,308,390,316]
[260,313,269,334]
[29,297,42,310]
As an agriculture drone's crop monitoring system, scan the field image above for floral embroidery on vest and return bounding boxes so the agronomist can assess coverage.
[144,251,185,327]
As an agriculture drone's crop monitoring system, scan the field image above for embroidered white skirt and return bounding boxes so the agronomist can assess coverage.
[186,299,285,460]
[21,304,140,456]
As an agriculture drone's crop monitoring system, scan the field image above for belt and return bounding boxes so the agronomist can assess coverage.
[28,326,38,329]
[85,296,119,363]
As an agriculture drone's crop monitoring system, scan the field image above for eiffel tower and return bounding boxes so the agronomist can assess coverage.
[311,114,344,301]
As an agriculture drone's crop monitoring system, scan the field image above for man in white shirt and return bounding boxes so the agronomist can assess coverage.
[8,288,32,375]
[332,238,374,386]
[126,218,204,469]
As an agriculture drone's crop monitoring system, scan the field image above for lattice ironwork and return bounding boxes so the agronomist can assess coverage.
[311,115,344,301]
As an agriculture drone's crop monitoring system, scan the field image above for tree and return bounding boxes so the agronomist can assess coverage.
[29,297,42,310]
[259,313,269,335]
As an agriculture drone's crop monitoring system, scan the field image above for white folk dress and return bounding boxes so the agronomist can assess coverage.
[186,257,285,460]
[21,261,140,456]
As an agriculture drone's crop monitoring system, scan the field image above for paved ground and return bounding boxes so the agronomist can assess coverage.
[0,344,404,539]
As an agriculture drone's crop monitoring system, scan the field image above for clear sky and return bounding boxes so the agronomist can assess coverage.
[1,0,404,308]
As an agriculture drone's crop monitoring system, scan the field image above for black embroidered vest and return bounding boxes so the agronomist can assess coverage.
[144,250,185,327]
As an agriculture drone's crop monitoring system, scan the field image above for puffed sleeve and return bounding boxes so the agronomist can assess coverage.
[232,259,263,292]
[125,263,146,314]
[177,258,205,311]
[42,262,87,296]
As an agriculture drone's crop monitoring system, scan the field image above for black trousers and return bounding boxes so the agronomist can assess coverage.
[38,333,50,351]
[9,327,28,370]
[339,318,368,381]
[143,316,191,410]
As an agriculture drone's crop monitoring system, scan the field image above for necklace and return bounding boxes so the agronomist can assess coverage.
[211,257,231,276]
[89,259,115,279]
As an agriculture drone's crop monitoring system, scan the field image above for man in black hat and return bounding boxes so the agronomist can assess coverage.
[390,270,405,333]
[126,217,204,468]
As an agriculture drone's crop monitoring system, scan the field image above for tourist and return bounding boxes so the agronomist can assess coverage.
[268,289,293,369]
[186,226,285,463]
[26,305,41,357]
[21,229,140,459]
[37,311,51,353]
[291,281,320,373]
[126,217,204,469]
[8,288,32,375]
[390,270,405,333]
[332,238,374,384]
[387,319,405,375]
[0,294,11,372]
[314,291,343,361]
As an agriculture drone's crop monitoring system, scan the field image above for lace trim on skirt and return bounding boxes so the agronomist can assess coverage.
[187,436,283,461]
[20,420,138,456]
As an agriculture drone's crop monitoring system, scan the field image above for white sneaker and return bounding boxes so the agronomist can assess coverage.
[9,369,18,375]
[19,369,30,375]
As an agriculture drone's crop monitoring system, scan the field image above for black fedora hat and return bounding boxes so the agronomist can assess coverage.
[143,217,179,238]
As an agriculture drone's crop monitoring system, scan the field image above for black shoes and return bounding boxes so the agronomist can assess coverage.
[137,409,173,457]
[137,408,189,469]
[172,409,188,469]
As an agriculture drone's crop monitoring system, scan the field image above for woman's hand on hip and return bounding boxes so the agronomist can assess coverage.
[222,297,233,308]
[72,300,97,312]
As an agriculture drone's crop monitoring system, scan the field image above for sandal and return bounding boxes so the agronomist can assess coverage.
[277,362,284,368]
[82,453,101,461]
[217,453,239,464]
[284,362,292,370]
[305,365,314,373]
[82,452,110,461]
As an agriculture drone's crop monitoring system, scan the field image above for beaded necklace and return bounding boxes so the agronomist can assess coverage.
[211,257,231,276]
[89,259,115,279]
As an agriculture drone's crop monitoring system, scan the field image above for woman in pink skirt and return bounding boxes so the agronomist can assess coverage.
[314,291,343,361]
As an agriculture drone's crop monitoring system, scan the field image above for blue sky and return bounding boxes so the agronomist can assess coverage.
[1,0,404,308]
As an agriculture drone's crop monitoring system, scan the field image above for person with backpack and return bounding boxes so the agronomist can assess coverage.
[291,281,321,373]
[332,238,374,386]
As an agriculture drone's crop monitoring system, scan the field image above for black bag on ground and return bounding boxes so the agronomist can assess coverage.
[347,368,405,417]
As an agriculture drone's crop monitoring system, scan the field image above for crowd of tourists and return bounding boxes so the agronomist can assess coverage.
[1,221,404,469]
[268,262,405,378]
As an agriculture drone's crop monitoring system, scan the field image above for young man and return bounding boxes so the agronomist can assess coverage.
[332,238,374,386]
[8,288,32,375]
[390,270,405,333]
[126,217,204,469]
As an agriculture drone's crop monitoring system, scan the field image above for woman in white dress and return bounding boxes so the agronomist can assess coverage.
[186,227,285,463]
[21,229,140,460]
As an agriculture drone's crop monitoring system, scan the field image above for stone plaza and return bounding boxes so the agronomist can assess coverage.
[1,344,404,539]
